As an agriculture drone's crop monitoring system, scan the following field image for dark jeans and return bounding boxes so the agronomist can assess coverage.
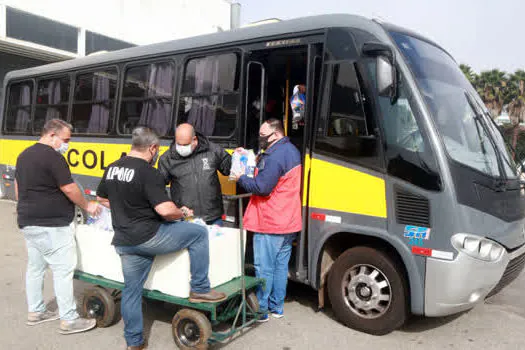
[115,221,210,347]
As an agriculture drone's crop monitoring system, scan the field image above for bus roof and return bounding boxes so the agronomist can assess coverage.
[5,14,377,80]
[5,13,447,81]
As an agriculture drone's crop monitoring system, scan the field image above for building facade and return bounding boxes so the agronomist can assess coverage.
[0,0,237,95]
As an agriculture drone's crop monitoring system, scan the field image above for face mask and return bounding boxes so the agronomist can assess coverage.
[176,144,193,157]
[56,142,69,155]
[150,151,159,166]
[258,133,273,150]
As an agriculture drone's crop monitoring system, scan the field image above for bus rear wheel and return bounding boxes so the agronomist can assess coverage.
[327,246,408,335]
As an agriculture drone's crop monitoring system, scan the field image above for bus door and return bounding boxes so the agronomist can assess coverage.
[241,42,323,281]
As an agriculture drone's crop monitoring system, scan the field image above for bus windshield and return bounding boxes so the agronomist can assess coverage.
[390,31,517,179]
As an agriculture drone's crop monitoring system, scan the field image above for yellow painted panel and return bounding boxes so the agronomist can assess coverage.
[0,139,236,194]
[308,157,387,218]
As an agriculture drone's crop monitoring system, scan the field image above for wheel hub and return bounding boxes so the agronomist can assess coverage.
[178,320,200,346]
[343,264,392,319]
[86,297,105,319]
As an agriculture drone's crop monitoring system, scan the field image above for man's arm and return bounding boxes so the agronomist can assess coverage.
[237,157,282,196]
[157,153,172,185]
[216,146,232,176]
[61,183,99,215]
[96,196,110,209]
[14,179,18,201]
[154,201,185,221]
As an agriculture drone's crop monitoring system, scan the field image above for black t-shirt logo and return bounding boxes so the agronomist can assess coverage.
[106,166,136,183]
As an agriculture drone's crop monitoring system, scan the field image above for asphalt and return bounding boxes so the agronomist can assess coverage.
[1,200,524,350]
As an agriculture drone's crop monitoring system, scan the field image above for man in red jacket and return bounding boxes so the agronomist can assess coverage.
[233,119,302,322]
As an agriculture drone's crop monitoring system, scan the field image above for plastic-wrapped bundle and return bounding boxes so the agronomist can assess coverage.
[86,206,112,231]
[229,149,256,180]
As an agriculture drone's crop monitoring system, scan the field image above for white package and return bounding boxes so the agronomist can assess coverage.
[75,224,246,298]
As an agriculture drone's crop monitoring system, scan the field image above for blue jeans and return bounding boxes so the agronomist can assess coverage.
[115,221,210,347]
[253,233,296,314]
[206,218,223,226]
[21,224,79,321]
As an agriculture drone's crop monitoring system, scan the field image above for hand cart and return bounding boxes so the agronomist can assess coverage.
[74,193,264,349]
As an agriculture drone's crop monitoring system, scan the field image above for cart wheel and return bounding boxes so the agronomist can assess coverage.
[246,292,260,314]
[82,287,120,327]
[172,309,212,349]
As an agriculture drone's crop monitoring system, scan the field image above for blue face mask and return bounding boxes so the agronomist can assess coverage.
[56,140,69,155]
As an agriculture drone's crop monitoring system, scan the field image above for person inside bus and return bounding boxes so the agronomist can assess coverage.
[96,126,226,350]
[232,119,302,322]
[15,118,101,335]
[158,123,231,226]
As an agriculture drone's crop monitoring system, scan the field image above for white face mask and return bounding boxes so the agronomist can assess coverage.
[176,144,193,157]
[56,142,69,155]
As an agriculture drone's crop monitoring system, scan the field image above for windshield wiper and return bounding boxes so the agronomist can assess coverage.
[469,93,520,180]
[464,91,508,191]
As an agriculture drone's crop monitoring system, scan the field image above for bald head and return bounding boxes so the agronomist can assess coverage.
[176,124,197,145]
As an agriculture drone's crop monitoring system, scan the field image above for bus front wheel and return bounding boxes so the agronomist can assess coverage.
[327,246,408,335]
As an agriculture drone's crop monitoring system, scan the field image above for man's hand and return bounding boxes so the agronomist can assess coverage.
[181,206,194,218]
[86,201,101,217]
[230,171,243,182]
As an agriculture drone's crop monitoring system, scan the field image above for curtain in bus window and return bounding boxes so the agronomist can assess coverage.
[15,84,31,132]
[87,73,110,133]
[138,63,174,136]
[45,80,61,120]
[187,57,220,135]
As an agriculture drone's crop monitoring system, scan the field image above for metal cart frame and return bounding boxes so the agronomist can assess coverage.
[75,193,263,348]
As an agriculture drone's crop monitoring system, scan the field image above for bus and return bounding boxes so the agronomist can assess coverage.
[2,14,525,335]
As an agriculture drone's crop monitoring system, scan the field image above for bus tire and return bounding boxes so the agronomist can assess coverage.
[327,246,408,335]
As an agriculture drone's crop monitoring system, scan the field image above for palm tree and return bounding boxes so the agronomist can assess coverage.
[459,64,477,85]
[476,69,509,118]
[507,70,525,150]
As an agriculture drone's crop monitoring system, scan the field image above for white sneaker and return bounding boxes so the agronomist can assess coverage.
[271,312,284,319]
[27,311,60,326]
[58,318,97,335]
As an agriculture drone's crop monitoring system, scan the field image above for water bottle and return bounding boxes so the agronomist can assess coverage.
[246,154,256,178]
[240,154,248,171]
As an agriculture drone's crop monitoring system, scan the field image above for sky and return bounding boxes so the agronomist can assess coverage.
[239,0,523,74]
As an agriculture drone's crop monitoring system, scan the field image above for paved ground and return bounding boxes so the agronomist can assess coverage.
[1,199,525,350]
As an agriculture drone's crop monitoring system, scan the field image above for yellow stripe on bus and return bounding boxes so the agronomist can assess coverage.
[307,157,387,218]
[0,139,236,194]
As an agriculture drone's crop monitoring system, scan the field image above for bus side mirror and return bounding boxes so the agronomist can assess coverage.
[377,56,394,97]
[362,42,398,103]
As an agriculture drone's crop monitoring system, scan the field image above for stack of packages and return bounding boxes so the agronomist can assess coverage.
[75,207,245,298]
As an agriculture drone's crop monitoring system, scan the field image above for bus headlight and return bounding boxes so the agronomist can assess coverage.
[451,234,505,262]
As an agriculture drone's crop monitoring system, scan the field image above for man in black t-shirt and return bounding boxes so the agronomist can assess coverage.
[15,119,100,335]
[96,127,226,350]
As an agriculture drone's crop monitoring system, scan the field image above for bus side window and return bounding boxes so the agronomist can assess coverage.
[4,81,33,133]
[71,69,118,135]
[119,61,175,137]
[315,62,380,168]
[34,76,70,134]
[177,53,239,138]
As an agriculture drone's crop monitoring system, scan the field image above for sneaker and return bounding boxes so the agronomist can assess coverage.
[189,289,227,303]
[26,311,60,326]
[58,318,97,335]
[271,312,284,319]
[256,314,269,323]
